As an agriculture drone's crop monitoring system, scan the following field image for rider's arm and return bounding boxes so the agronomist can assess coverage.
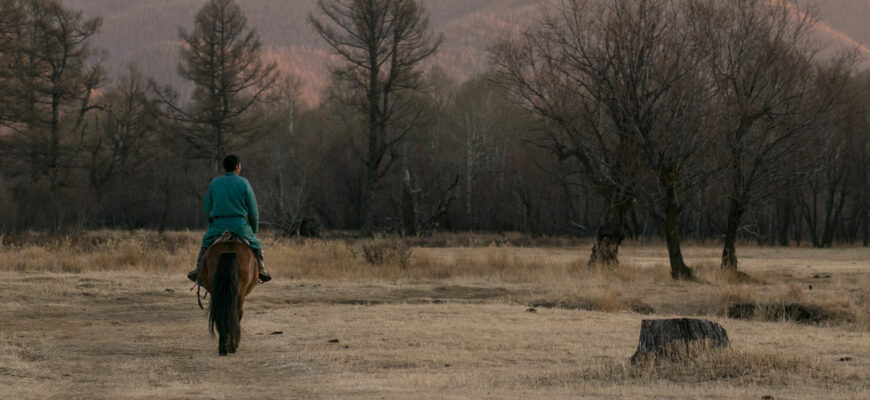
[245,181,259,233]
[203,182,214,223]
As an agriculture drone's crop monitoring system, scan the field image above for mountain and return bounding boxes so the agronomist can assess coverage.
[61,0,870,102]
[61,0,537,102]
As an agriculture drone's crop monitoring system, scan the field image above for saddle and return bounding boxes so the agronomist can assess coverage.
[199,232,254,270]
[212,231,251,248]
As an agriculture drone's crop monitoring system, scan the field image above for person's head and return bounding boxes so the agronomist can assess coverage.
[223,154,241,173]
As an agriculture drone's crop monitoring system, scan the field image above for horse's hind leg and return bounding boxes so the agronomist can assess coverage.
[230,334,239,354]
[219,334,229,356]
[238,297,245,321]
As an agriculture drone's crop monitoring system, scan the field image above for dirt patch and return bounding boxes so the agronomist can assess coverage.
[430,285,510,300]
[287,285,512,305]
[531,297,655,314]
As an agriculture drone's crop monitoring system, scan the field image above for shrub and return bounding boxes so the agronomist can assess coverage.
[361,239,413,269]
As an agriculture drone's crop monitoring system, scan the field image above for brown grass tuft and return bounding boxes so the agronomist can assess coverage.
[0,334,47,375]
[361,239,413,268]
[535,348,859,387]
[530,288,655,314]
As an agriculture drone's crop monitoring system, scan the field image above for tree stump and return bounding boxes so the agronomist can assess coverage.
[630,318,729,363]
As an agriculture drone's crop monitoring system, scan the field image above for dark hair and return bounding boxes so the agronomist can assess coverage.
[223,154,240,172]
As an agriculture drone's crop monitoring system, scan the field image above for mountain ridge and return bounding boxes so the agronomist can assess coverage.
[61,0,870,102]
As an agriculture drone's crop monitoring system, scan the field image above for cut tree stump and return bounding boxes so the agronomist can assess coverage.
[630,318,729,363]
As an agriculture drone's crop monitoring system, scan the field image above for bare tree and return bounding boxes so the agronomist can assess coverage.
[799,80,866,248]
[310,0,442,237]
[151,0,279,168]
[0,0,103,190]
[688,0,854,269]
[492,0,714,279]
[444,76,512,230]
[84,65,156,206]
[254,76,324,236]
[0,1,24,126]
[602,0,717,279]
[492,0,633,266]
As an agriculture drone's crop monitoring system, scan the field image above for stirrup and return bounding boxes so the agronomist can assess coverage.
[187,269,198,283]
[258,269,272,283]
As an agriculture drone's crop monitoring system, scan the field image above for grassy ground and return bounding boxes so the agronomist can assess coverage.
[0,231,868,399]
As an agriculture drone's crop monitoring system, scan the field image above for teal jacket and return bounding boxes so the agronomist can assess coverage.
[201,172,262,250]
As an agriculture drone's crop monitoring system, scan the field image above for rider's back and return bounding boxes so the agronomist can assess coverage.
[205,173,257,228]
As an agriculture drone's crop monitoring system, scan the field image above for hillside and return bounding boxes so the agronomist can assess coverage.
[61,0,870,102]
[62,0,538,102]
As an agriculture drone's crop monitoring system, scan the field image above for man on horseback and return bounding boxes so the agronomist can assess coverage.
[188,154,272,283]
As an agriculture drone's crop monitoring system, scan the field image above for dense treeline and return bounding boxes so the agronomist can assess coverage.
[0,0,868,273]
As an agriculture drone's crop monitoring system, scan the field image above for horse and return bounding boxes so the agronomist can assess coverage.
[198,232,259,356]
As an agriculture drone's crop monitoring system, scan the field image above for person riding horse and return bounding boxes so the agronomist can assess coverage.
[188,154,271,283]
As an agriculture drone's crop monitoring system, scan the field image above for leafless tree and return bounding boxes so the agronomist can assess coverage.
[492,0,715,279]
[491,0,631,266]
[150,0,279,168]
[444,76,512,230]
[0,0,103,190]
[84,65,156,205]
[799,79,866,248]
[254,76,324,236]
[0,1,24,126]
[310,0,442,237]
[688,0,854,269]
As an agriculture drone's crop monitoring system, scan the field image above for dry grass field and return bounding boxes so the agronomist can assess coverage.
[1,231,868,399]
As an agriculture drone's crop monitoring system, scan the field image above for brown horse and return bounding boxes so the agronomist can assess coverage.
[198,232,259,356]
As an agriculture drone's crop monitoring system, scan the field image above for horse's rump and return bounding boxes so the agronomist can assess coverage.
[201,231,257,290]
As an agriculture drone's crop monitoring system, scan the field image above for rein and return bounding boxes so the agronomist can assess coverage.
[191,281,208,309]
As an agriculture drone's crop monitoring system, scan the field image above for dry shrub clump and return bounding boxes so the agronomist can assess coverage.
[268,238,422,280]
[717,282,861,326]
[524,262,667,313]
[361,239,413,268]
[693,262,762,285]
[267,239,357,280]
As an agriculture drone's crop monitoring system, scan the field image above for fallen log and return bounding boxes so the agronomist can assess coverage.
[630,318,729,363]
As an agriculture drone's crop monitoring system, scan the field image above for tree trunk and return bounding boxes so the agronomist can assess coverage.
[630,318,729,364]
[360,165,376,238]
[720,198,744,270]
[777,199,792,246]
[863,207,869,247]
[665,184,693,280]
[793,202,803,246]
[360,32,381,239]
[465,129,474,230]
[48,90,61,190]
[158,174,172,234]
[864,221,869,246]
[588,201,630,267]
[401,170,417,237]
[821,182,848,247]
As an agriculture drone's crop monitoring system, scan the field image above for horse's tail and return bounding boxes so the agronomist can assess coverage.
[208,252,240,356]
